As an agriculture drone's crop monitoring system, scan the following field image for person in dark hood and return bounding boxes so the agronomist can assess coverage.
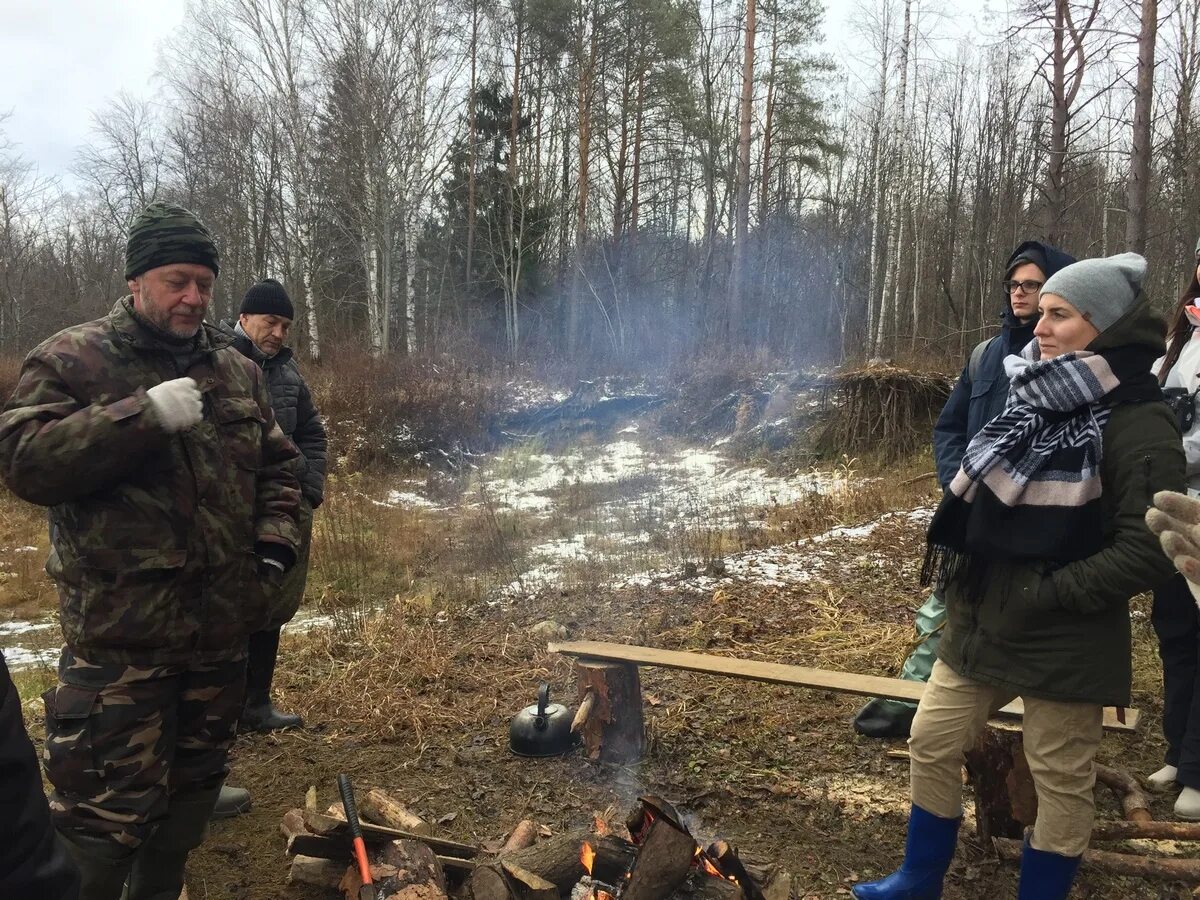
[1146,235,1200,818]
[853,240,1075,739]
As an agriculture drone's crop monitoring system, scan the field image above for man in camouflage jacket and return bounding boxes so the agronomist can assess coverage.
[0,201,300,900]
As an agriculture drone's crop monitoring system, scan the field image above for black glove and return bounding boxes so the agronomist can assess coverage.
[255,541,295,590]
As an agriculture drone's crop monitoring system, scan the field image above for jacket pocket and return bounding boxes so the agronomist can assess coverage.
[42,684,103,796]
[212,397,264,471]
[75,548,188,652]
[969,378,994,400]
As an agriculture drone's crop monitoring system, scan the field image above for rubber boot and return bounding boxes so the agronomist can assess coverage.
[851,805,961,899]
[124,786,221,900]
[1016,840,1081,899]
[58,829,135,900]
[239,628,303,732]
[853,698,917,738]
[210,784,252,820]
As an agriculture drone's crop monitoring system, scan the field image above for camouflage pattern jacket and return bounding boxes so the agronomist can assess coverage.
[0,298,301,664]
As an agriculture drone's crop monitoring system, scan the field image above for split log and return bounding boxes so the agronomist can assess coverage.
[1091,821,1200,841]
[469,864,514,900]
[573,690,597,732]
[760,871,792,900]
[281,808,309,841]
[622,819,696,900]
[502,821,540,853]
[681,872,744,900]
[1095,765,1153,823]
[340,839,449,900]
[500,831,637,892]
[995,837,1200,881]
[289,855,348,888]
[963,726,1034,842]
[361,789,432,835]
[575,661,644,764]
[500,862,559,900]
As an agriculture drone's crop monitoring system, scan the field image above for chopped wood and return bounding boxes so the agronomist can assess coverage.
[760,871,793,900]
[501,820,540,853]
[468,864,514,900]
[548,642,1139,733]
[288,855,348,888]
[685,872,745,900]
[281,808,309,841]
[622,818,696,900]
[572,690,596,732]
[500,862,559,900]
[361,789,432,836]
[306,785,319,811]
[340,839,448,900]
[1095,765,1154,823]
[995,837,1200,881]
[325,803,348,821]
[1092,821,1200,841]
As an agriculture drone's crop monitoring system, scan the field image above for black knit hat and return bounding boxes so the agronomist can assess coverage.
[240,278,294,319]
[125,201,220,279]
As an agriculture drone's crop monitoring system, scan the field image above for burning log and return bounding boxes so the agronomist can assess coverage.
[574,661,644,763]
[963,726,1036,842]
[621,818,697,900]
[361,789,432,835]
[499,832,637,892]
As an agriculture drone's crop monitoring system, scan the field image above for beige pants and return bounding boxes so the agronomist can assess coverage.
[909,660,1104,857]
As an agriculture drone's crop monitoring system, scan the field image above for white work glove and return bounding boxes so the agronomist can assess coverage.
[145,377,202,433]
[1146,491,1200,607]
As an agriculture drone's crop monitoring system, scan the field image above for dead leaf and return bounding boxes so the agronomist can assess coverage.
[437,812,458,825]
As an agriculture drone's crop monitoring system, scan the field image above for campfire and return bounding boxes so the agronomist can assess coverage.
[279,787,777,900]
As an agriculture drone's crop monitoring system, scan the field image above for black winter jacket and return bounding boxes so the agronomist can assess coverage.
[221,321,327,508]
[932,241,1077,487]
[0,653,79,898]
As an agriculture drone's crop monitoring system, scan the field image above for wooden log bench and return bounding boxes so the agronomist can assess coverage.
[548,640,1139,763]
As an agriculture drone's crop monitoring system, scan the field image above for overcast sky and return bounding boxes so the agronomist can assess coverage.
[0,0,987,186]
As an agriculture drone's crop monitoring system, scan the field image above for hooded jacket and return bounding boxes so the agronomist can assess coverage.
[937,296,1185,706]
[932,241,1076,487]
[218,319,327,508]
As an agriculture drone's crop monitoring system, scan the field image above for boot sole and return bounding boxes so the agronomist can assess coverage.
[212,799,252,819]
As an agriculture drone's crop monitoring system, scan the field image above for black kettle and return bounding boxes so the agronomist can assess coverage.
[509,683,578,757]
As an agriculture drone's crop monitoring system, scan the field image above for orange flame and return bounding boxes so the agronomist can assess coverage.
[580,841,596,876]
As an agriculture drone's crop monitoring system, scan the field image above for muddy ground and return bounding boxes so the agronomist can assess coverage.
[183,509,1191,900]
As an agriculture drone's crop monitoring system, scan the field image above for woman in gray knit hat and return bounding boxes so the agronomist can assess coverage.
[855,254,1185,900]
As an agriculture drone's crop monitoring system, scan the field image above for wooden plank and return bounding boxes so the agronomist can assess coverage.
[547,641,1138,734]
[288,834,476,874]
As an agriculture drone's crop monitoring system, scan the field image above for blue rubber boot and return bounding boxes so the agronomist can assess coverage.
[852,805,961,899]
[1017,840,1081,899]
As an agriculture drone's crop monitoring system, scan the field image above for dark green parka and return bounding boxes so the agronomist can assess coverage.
[0,299,301,665]
[937,297,1185,707]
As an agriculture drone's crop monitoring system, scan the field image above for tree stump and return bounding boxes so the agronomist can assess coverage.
[575,660,644,763]
[963,725,1036,843]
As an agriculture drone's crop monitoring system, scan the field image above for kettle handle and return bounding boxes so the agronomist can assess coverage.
[536,682,550,726]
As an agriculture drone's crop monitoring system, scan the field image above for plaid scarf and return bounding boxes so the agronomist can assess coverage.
[922,341,1122,586]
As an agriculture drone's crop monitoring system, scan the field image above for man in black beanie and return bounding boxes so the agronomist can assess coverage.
[211,279,326,818]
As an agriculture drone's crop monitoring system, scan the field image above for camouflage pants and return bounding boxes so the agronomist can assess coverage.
[269,496,313,629]
[42,648,246,848]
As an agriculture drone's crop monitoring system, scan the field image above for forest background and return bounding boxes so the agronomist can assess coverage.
[0,0,1186,371]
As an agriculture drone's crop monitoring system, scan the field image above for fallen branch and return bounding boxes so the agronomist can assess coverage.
[1095,765,1153,823]
[1092,821,1200,842]
[995,837,1200,881]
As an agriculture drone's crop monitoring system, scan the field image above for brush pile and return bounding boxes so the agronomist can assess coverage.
[819,364,951,462]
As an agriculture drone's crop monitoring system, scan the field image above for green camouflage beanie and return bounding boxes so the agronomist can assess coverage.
[124,201,220,280]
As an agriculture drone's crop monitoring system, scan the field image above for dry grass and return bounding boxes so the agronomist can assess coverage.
[0,489,53,614]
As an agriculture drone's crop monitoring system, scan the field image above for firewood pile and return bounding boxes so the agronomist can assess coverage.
[281,789,794,900]
[818,364,952,462]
